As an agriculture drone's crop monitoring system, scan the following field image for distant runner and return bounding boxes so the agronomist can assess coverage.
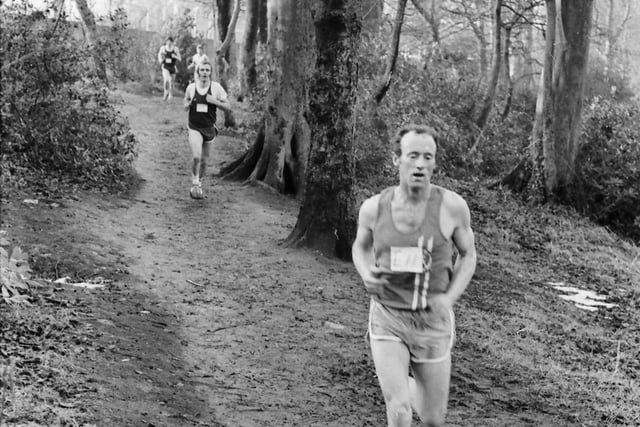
[183,60,231,199]
[187,44,210,82]
[157,37,181,101]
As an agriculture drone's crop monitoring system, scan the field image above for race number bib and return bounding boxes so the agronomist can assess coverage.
[196,103,208,113]
[165,58,172,63]
[390,247,423,273]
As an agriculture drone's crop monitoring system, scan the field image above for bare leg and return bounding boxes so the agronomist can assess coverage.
[188,129,203,185]
[199,140,212,181]
[162,68,171,100]
[371,338,413,427]
[409,356,451,427]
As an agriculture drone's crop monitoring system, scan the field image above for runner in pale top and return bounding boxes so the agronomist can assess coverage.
[183,60,231,198]
[187,44,210,82]
[157,37,181,101]
[352,124,477,427]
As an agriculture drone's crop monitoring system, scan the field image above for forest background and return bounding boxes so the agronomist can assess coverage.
[1,0,640,426]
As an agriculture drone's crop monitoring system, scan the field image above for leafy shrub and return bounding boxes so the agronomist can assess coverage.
[570,98,640,243]
[0,3,137,193]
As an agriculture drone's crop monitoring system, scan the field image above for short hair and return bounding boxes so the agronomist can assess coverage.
[166,37,174,42]
[391,124,439,155]
[196,59,212,75]
[196,44,203,49]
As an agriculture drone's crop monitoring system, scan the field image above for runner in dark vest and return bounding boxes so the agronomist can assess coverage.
[352,124,477,427]
[157,37,181,101]
[182,60,231,199]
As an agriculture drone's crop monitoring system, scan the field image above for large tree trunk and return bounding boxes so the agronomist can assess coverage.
[74,0,108,84]
[239,0,260,101]
[220,0,314,196]
[504,0,593,202]
[284,0,361,260]
[546,0,593,199]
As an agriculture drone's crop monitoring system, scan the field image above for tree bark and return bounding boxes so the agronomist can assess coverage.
[239,0,260,101]
[284,0,361,260]
[220,0,314,197]
[74,0,108,84]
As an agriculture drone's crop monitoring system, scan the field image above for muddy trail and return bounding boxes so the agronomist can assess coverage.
[1,91,581,427]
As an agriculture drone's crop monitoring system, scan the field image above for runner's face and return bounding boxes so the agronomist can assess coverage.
[393,132,437,190]
[198,66,211,79]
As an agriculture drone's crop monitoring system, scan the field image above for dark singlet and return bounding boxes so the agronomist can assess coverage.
[373,186,453,310]
[188,83,217,141]
[162,47,177,74]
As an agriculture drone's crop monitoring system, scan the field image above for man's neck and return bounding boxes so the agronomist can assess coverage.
[395,183,431,204]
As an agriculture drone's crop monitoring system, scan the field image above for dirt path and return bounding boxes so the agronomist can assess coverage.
[61,92,387,426]
[3,91,579,427]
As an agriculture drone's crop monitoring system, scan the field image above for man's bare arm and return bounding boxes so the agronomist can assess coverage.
[445,194,476,305]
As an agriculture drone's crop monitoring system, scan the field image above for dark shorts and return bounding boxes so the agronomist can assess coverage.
[189,125,218,143]
[162,65,176,75]
[368,298,455,363]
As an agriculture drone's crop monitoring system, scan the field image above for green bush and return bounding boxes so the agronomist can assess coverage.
[570,98,640,243]
[0,4,137,193]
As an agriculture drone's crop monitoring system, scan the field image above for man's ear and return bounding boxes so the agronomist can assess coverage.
[392,152,400,167]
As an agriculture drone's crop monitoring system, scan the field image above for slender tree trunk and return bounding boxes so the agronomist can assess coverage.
[239,0,260,101]
[476,1,488,83]
[474,0,503,129]
[220,0,314,197]
[284,0,361,260]
[74,0,108,84]
[362,0,383,34]
[410,0,440,45]
[366,0,406,147]
[373,0,407,104]
[216,0,232,63]
[501,26,513,119]
[216,0,240,127]
[258,0,268,45]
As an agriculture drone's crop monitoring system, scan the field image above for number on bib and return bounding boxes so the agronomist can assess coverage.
[196,103,208,113]
[389,247,423,273]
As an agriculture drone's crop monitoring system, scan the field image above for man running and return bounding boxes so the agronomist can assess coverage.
[157,37,181,101]
[187,44,210,82]
[183,60,231,199]
[352,124,477,427]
